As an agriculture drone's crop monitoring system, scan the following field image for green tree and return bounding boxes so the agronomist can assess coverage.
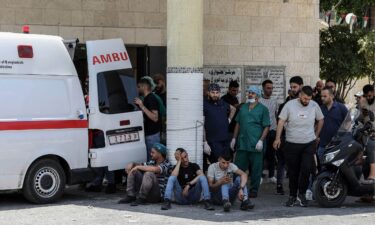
[359,30,375,85]
[320,25,369,100]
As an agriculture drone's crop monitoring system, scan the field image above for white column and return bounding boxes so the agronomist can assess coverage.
[166,0,204,166]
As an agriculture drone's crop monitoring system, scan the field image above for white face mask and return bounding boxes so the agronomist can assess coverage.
[246,98,256,104]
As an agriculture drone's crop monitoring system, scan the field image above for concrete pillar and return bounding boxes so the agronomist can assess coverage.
[166,0,203,166]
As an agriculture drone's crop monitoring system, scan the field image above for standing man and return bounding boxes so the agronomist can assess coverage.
[118,143,172,205]
[203,83,235,171]
[135,77,161,161]
[152,74,167,108]
[318,87,348,162]
[207,153,254,212]
[273,86,324,207]
[259,80,278,183]
[161,148,214,210]
[325,79,345,104]
[221,80,240,107]
[313,80,324,105]
[360,84,375,182]
[231,86,270,198]
[275,76,304,195]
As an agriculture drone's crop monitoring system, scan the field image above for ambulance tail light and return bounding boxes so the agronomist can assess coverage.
[18,45,33,58]
[88,129,105,149]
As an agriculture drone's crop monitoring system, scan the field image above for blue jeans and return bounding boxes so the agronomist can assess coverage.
[164,176,211,204]
[145,132,160,161]
[211,176,248,204]
[317,146,325,162]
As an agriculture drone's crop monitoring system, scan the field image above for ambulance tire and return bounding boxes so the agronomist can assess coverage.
[23,159,66,204]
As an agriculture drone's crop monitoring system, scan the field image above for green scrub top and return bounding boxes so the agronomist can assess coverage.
[235,102,270,152]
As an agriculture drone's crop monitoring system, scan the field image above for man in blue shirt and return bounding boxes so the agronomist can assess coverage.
[203,83,235,171]
[318,87,348,162]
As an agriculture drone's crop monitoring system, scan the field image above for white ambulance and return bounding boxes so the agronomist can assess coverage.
[0,32,146,203]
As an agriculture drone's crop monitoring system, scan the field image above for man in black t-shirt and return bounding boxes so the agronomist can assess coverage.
[161,148,214,210]
[135,77,161,161]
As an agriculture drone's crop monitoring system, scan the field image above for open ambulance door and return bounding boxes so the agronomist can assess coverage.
[86,38,146,171]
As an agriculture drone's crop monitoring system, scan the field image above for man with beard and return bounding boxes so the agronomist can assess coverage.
[360,84,375,183]
[275,76,304,195]
[318,87,348,163]
[203,83,235,171]
[313,80,324,105]
[273,86,324,207]
[221,80,240,107]
[135,77,161,161]
[325,79,345,104]
[231,86,270,198]
[152,74,167,107]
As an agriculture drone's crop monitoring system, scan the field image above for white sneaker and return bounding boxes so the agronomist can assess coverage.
[268,177,277,184]
[305,189,313,201]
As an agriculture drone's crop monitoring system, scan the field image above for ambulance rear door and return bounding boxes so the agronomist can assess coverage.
[86,38,146,171]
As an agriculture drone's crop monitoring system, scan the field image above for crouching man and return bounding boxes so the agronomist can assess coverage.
[161,148,214,210]
[118,143,172,206]
[208,153,254,212]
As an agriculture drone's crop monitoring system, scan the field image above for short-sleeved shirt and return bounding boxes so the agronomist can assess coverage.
[319,101,348,147]
[235,103,271,152]
[143,93,161,136]
[145,159,172,197]
[221,93,239,106]
[204,99,230,142]
[259,97,278,131]
[173,162,200,187]
[279,99,324,144]
[207,162,239,182]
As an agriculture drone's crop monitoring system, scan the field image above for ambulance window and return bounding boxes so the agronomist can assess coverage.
[97,70,137,114]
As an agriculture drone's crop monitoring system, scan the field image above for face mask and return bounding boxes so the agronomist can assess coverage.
[246,98,256,104]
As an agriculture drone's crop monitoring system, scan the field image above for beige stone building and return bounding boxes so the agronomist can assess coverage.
[0,0,320,88]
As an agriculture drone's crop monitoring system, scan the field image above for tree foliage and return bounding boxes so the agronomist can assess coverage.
[321,0,375,16]
[320,25,369,100]
[359,30,375,85]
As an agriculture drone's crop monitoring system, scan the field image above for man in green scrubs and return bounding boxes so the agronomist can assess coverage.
[230,86,270,198]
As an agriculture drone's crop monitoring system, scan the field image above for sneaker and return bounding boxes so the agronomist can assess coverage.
[297,194,308,207]
[305,189,313,201]
[276,184,285,195]
[285,196,297,207]
[85,185,102,192]
[105,184,116,194]
[240,199,255,210]
[118,195,136,204]
[223,199,231,212]
[249,192,258,198]
[268,177,277,184]
[161,199,171,210]
[203,200,214,210]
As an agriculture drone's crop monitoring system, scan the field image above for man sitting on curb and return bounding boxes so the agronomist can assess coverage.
[207,153,254,212]
[161,148,214,210]
[118,143,172,206]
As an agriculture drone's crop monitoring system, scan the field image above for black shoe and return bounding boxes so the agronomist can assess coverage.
[203,200,214,210]
[118,195,136,204]
[105,184,116,194]
[85,185,102,192]
[130,197,147,206]
[223,200,231,212]
[240,199,255,210]
[285,196,297,207]
[297,194,308,207]
[276,184,285,195]
[161,199,171,210]
[249,192,258,198]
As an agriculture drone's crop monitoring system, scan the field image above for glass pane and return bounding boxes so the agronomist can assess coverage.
[97,70,137,114]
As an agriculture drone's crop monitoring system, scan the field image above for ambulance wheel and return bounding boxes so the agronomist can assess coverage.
[23,159,66,204]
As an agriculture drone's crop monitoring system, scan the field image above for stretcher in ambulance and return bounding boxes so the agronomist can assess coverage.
[0,32,146,203]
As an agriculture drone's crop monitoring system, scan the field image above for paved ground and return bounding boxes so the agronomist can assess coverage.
[0,182,374,225]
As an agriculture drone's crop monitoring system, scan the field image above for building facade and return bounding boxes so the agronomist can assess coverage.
[0,0,320,87]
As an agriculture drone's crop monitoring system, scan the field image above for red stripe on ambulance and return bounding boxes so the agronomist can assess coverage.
[0,120,88,131]
[92,52,129,65]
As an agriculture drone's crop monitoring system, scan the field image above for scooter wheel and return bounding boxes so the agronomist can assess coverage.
[313,172,347,208]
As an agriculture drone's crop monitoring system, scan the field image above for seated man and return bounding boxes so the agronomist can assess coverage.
[161,148,214,210]
[118,143,172,206]
[207,153,254,212]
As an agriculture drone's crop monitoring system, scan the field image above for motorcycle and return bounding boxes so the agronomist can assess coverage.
[313,108,375,208]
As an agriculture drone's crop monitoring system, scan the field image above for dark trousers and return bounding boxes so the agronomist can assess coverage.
[203,140,230,172]
[284,141,316,197]
[265,130,276,177]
